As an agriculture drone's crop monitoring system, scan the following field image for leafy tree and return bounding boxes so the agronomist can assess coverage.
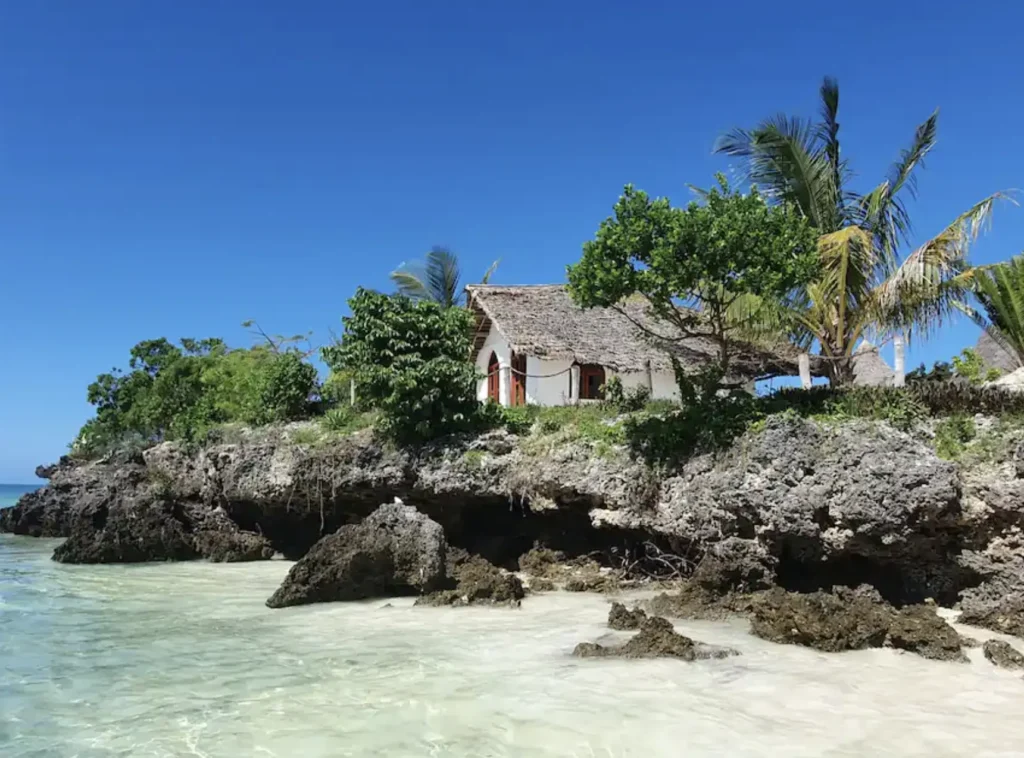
[951,347,1002,385]
[74,335,318,457]
[966,254,1024,370]
[390,246,499,308]
[716,77,1004,385]
[324,288,479,442]
[567,175,818,376]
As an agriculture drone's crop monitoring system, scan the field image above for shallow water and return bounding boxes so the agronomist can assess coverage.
[2,536,1023,757]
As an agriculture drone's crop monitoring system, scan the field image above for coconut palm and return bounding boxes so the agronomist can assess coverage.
[390,246,499,308]
[716,77,1005,385]
[965,255,1024,369]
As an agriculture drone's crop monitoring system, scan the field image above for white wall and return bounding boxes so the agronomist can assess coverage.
[474,323,682,406]
[613,369,679,402]
[527,356,575,406]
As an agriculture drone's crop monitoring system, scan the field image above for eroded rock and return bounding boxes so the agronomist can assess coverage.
[885,605,966,662]
[608,602,646,630]
[574,616,738,661]
[417,553,524,607]
[266,503,446,608]
[982,639,1024,670]
[750,589,893,653]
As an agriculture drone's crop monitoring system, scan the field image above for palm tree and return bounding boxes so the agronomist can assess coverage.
[966,255,1024,369]
[716,77,1005,385]
[390,246,499,308]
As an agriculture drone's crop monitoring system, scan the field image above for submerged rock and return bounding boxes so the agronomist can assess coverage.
[608,602,646,630]
[417,554,524,607]
[958,593,1024,639]
[982,639,1024,670]
[884,605,966,662]
[750,589,893,653]
[643,581,757,622]
[574,616,738,661]
[266,503,446,608]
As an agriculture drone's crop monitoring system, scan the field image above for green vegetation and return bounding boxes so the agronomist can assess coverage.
[72,337,319,459]
[390,246,499,308]
[319,406,375,435]
[601,376,650,413]
[933,415,977,460]
[717,77,1003,385]
[951,348,1002,385]
[968,255,1024,370]
[568,175,818,375]
[324,288,482,443]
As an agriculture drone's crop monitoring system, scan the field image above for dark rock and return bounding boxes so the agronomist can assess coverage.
[643,581,758,622]
[573,616,738,661]
[750,588,893,652]
[266,503,446,608]
[959,593,1024,639]
[982,639,1024,670]
[885,605,966,662]
[53,499,199,564]
[960,635,981,648]
[608,602,646,630]
[518,546,566,577]
[417,554,524,607]
[194,527,274,562]
[831,584,885,604]
[529,578,556,592]
[691,538,777,593]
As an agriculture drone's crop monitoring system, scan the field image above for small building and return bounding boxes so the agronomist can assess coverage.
[465,284,807,407]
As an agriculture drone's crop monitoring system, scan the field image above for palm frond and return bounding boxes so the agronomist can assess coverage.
[869,193,1006,339]
[390,263,432,301]
[423,247,462,307]
[481,258,500,285]
[971,254,1024,364]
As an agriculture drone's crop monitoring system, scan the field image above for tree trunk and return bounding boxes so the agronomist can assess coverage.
[893,335,906,388]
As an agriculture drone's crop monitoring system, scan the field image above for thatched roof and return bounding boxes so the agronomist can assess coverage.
[975,330,1020,374]
[851,341,894,387]
[465,284,813,380]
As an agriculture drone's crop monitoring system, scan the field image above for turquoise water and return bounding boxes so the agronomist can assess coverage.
[2,535,1024,756]
[0,484,37,509]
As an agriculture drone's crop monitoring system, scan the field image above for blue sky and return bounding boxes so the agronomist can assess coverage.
[2,1,1023,482]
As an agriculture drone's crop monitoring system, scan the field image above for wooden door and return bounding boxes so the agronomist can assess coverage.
[487,352,500,402]
[510,352,527,406]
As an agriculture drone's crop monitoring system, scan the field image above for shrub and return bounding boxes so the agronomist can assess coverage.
[602,376,651,413]
[320,406,373,435]
[933,415,977,460]
[324,289,480,444]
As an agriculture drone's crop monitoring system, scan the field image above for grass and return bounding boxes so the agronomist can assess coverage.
[320,407,376,436]
[462,449,487,469]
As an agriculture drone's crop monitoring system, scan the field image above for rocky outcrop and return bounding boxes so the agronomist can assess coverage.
[749,588,965,661]
[608,602,646,630]
[266,503,446,608]
[574,616,738,661]
[417,553,524,607]
[982,639,1024,670]
[750,588,894,652]
[3,415,1023,619]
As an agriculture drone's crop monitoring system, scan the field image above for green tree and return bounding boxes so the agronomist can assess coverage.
[966,255,1024,371]
[716,77,1004,385]
[567,175,818,375]
[390,246,499,308]
[324,288,479,442]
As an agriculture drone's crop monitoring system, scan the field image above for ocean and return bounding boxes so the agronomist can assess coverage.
[1,533,1023,757]
[0,484,37,509]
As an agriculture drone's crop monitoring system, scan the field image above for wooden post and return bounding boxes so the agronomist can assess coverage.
[644,359,654,395]
[893,335,906,388]
[502,363,512,407]
[570,364,581,405]
[350,379,357,406]
[798,353,812,390]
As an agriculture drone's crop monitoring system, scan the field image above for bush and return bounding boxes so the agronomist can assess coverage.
[933,415,977,460]
[320,406,374,435]
[72,337,319,458]
[324,289,481,444]
[602,376,651,413]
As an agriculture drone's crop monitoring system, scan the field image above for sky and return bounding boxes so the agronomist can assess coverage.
[1,1,1023,482]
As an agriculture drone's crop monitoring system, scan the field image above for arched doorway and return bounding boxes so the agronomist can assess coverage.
[487,352,500,402]
[510,352,526,406]
[579,364,606,400]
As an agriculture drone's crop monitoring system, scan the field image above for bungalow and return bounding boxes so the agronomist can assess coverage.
[465,284,812,407]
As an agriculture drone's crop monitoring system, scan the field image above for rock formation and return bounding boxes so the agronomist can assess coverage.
[266,503,446,608]
[574,616,738,661]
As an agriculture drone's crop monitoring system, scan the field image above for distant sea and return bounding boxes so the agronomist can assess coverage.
[0,484,37,509]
